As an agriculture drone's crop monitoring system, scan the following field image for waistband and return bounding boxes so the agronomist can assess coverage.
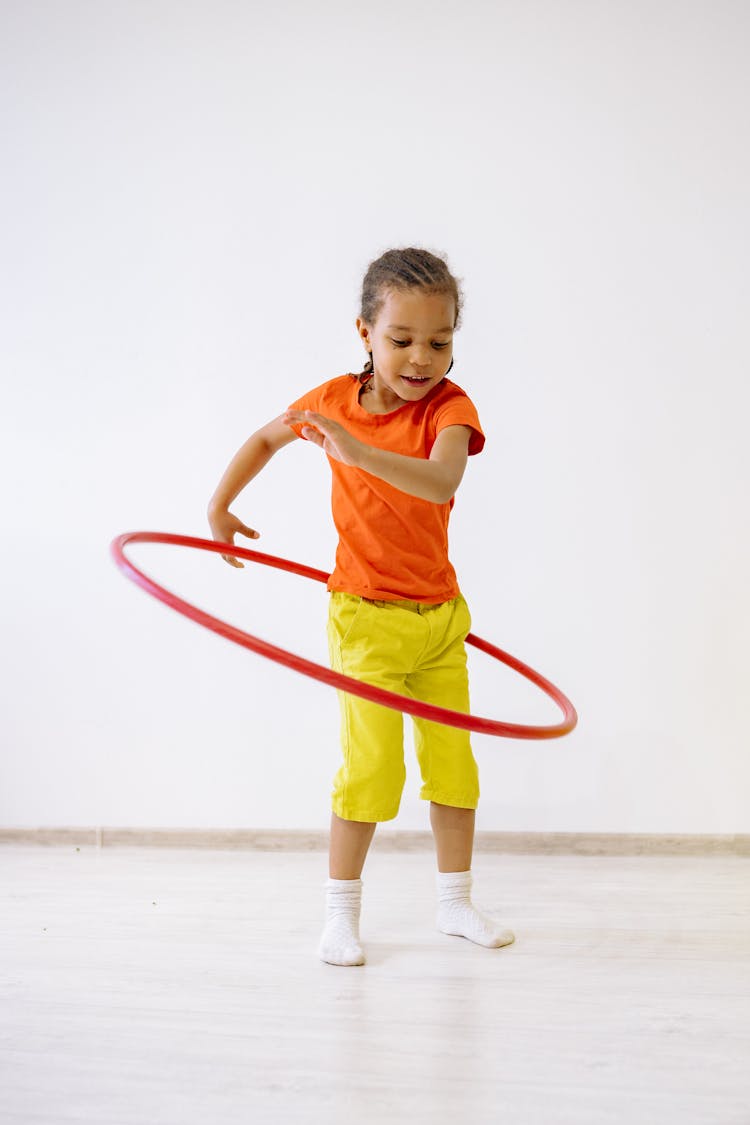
[347,593,462,615]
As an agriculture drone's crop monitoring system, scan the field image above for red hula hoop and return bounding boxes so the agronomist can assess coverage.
[110,531,578,741]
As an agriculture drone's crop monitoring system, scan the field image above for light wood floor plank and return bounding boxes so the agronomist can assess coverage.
[1,846,748,1123]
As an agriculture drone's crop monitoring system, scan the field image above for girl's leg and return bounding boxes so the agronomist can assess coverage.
[319,814,377,968]
[329,812,377,879]
[321,595,412,967]
[410,599,514,949]
[430,802,514,949]
[430,801,475,872]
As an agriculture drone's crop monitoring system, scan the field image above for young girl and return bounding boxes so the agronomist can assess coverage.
[207,247,514,966]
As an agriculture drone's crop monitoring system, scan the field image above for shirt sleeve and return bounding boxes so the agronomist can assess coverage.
[286,379,330,440]
[433,391,486,455]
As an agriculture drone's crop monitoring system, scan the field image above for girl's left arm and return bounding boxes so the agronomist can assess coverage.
[282,410,472,503]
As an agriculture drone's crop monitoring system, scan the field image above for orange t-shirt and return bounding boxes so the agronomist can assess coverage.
[287,374,485,603]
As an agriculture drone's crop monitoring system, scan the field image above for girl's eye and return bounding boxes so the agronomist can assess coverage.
[390,339,450,349]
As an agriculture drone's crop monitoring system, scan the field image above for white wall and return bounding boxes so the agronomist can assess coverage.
[2,0,748,833]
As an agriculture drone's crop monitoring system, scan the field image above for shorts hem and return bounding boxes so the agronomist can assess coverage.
[419,788,479,810]
[332,802,401,824]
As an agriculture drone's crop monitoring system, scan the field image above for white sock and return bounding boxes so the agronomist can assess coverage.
[436,870,515,949]
[318,877,365,966]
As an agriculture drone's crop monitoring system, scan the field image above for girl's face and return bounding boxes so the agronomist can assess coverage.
[356,288,456,411]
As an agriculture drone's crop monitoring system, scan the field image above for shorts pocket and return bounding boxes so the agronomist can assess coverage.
[328,593,367,648]
[455,594,472,637]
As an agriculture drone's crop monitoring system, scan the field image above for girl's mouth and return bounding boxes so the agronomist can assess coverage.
[401,376,430,386]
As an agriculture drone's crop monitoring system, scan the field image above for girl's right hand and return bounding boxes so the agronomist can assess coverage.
[207,508,260,568]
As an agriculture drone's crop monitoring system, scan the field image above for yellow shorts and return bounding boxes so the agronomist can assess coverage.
[327,591,480,822]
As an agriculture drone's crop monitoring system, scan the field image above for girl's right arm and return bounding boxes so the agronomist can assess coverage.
[207,414,298,568]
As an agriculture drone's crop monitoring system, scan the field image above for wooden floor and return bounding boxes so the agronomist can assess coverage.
[1,845,748,1124]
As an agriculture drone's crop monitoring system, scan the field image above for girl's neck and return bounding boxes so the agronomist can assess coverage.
[358,374,409,415]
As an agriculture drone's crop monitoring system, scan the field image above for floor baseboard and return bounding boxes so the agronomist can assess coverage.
[0,827,748,856]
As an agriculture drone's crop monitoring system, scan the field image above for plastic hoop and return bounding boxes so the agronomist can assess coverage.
[110,531,577,741]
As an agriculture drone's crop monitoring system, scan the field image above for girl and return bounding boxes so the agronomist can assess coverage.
[208,247,514,966]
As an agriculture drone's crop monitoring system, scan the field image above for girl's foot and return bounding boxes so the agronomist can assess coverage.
[437,870,515,949]
[319,877,365,966]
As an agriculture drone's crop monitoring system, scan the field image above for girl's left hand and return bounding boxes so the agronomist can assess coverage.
[282,410,365,467]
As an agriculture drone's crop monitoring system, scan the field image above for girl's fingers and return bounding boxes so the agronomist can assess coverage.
[288,409,332,432]
[302,425,324,445]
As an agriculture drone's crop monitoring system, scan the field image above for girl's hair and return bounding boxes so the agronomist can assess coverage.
[356,246,464,378]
